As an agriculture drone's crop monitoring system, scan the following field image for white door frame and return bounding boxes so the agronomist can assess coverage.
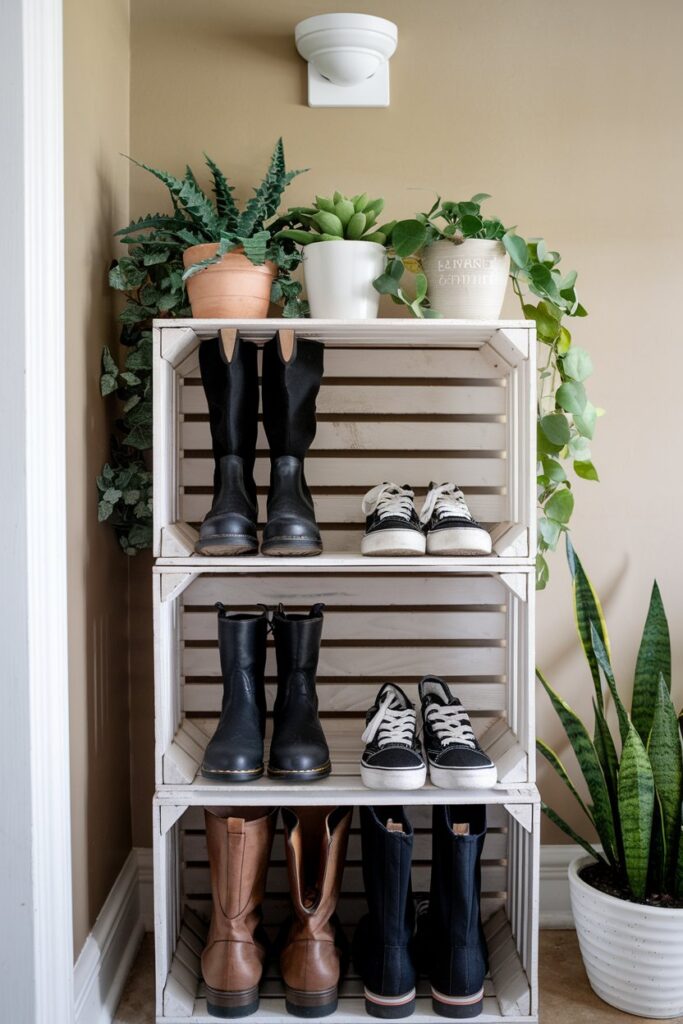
[0,0,74,1020]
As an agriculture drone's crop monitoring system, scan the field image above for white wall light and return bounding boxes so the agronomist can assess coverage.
[295,13,398,108]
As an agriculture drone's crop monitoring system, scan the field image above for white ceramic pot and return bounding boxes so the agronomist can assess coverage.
[421,239,510,319]
[569,855,683,1018]
[303,240,385,319]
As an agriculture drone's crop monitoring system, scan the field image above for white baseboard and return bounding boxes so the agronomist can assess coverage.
[540,843,580,928]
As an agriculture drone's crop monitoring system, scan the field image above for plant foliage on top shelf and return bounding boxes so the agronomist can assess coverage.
[539,538,682,904]
[277,191,395,245]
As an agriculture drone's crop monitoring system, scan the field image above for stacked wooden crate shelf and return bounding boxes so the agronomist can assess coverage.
[152,318,539,1023]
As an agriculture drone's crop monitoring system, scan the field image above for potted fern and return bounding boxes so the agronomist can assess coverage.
[117,139,307,318]
[539,538,683,1018]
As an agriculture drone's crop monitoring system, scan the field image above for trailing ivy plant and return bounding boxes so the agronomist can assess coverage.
[374,195,598,588]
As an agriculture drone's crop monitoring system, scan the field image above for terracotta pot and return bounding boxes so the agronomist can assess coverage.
[421,239,510,319]
[183,243,276,318]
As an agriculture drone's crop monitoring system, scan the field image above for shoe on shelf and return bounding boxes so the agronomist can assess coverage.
[419,677,497,790]
[419,482,492,557]
[360,683,427,790]
[360,483,426,556]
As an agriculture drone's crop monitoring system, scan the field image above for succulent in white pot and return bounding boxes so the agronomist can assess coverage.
[277,192,392,318]
[539,538,683,1019]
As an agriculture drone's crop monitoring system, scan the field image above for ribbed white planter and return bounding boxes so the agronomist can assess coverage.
[303,239,385,319]
[421,238,510,319]
[570,855,683,1018]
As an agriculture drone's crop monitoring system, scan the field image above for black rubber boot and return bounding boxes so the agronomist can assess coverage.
[353,807,417,1018]
[195,333,259,555]
[267,604,331,781]
[260,332,323,556]
[201,605,268,782]
[419,805,488,1019]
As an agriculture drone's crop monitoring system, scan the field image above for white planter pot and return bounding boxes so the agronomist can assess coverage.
[569,855,683,1018]
[303,240,385,319]
[421,239,510,319]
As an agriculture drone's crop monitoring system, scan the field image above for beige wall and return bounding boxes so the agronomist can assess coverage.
[125,0,683,846]
[64,0,133,954]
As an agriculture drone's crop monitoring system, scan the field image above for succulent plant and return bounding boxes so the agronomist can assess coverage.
[277,192,395,246]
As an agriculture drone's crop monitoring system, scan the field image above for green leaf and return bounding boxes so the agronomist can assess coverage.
[414,273,428,303]
[536,552,549,590]
[539,412,570,446]
[503,231,528,268]
[541,456,567,482]
[566,536,611,704]
[590,623,630,743]
[539,516,562,548]
[556,381,587,415]
[541,804,606,865]
[98,500,114,522]
[593,697,620,825]
[537,667,617,865]
[392,219,427,258]
[203,153,239,230]
[460,213,483,236]
[373,271,401,297]
[568,435,591,460]
[618,723,655,899]
[574,401,597,439]
[537,739,594,824]
[557,326,572,356]
[545,488,574,525]
[562,346,594,382]
[240,229,270,265]
[632,582,671,743]
[648,674,683,886]
[100,373,118,397]
[574,460,599,481]
[127,157,219,236]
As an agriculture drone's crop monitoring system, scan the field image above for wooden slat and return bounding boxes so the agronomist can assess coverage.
[179,803,511,831]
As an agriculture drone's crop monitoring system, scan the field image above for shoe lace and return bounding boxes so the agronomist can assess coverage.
[419,482,473,525]
[362,689,416,748]
[424,702,476,748]
[362,483,415,522]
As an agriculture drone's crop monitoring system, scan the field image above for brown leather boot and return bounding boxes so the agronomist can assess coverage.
[202,807,277,1018]
[280,806,352,1017]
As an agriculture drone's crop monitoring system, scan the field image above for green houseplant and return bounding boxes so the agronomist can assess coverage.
[277,192,391,318]
[539,538,683,1017]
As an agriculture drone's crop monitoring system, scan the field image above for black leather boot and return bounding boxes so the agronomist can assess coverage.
[201,604,268,782]
[260,332,323,556]
[419,805,488,1019]
[353,807,417,1019]
[267,604,331,781]
[195,333,259,555]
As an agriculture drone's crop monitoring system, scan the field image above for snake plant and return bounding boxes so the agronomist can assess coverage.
[539,537,682,902]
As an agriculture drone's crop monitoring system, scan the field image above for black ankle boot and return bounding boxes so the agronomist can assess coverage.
[201,605,267,782]
[353,807,417,1019]
[419,805,488,1019]
[267,604,331,781]
[195,333,259,555]
[260,332,323,556]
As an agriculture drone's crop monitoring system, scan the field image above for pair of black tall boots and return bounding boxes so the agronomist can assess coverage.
[197,331,323,556]
[354,805,488,1020]
[201,603,331,783]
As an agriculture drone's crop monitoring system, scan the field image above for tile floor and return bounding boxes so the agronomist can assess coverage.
[113,931,683,1023]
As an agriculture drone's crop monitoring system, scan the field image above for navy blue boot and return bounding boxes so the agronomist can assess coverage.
[353,806,416,1018]
[420,805,488,1018]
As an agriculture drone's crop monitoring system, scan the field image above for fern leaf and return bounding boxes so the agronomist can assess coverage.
[126,156,218,238]
[237,138,305,237]
[204,154,239,231]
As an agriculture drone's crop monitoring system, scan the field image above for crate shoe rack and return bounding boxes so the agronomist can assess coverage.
[151,318,539,1023]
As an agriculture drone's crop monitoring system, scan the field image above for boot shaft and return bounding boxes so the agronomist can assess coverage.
[272,603,324,687]
[282,805,352,934]
[199,333,259,486]
[360,806,415,944]
[261,333,324,459]
[204,807,276,930]
[216,605,267,717]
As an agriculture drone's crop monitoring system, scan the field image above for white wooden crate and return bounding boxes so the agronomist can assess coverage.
[153,566,535,792]
[152,319,536,566]
[153,800,540,1023]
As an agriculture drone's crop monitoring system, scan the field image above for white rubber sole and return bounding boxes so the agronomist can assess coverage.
[429,763,497,789]
[361,529,426,557]
[360,763,427,790]
[426,527,492,557]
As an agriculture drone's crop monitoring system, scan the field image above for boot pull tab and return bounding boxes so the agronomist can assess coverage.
[311,602,325,617]
[277,329,296,364]
[219,328,238,362]
[257,603,274,633]
[452,823,470,836]
[386,819,404,833]
[227,817,246,834]
[215,602,228,617]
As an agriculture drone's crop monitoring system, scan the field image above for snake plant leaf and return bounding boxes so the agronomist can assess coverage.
[204,153,239,231]
[590,623,630,743]
[537,739,594,824]
[677,823,683,899]
[566,535,610,709]
[541,803,607,866]
[647,674,682,886]
[632,582,671,743]
[537,668,617,866]
[618,723,655,899]
[592,697,620,816]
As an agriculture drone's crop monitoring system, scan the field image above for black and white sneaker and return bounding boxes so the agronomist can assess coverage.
[361,483,426,556]
[419,676,497,789]
[360,683,427,790]
[419,482,492,556]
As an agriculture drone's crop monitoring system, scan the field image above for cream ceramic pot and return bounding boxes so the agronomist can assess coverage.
[303,240,385,319]
[421,238,510,319]
[569,855,683,1018]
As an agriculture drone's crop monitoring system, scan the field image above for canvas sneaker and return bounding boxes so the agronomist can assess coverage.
[419,482,492,556]
[419,676,497,789]
[360,683,427,790]
[361,483,426,556]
